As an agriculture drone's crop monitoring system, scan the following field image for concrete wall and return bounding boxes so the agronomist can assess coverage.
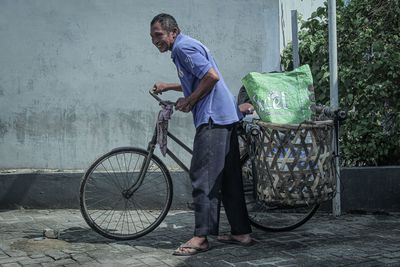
[2,167,400,212]
[0,0,323,170]
[278,0,325,55]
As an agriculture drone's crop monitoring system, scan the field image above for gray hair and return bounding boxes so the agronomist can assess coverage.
[151,13,181,34]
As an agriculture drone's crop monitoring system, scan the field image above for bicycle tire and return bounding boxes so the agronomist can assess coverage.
[80,147,173,240]
[239,137,319,232]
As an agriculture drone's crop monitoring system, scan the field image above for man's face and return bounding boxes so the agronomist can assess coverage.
[150,22,177,53]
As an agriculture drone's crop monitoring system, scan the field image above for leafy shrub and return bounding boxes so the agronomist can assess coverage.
[281,0,400,166]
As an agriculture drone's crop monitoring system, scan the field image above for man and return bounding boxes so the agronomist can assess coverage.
[150,13,253,256]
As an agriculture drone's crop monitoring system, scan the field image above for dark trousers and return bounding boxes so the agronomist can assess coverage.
[190,121,252,236]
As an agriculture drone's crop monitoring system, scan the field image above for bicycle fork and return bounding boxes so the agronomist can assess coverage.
[122,126,158,199]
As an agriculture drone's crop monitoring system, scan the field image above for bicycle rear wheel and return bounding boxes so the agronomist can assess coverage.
[80,147,173,240]
[240,144,319,232]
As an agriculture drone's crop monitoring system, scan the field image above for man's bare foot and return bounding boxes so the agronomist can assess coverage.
[217,234,255,246]
[173,236,209,256]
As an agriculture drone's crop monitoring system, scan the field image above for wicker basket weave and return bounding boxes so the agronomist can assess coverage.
[254,120,335,206]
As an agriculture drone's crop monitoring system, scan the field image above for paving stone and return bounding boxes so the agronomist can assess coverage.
[70,253,95,263]
[1,263,22,267]
[382,247,400,252]
[160,258,186,266]
[17,257,54,265]
[2,251,27,257]
[44,250,70,261]
[376,257,400,264]
[0,257,29,264]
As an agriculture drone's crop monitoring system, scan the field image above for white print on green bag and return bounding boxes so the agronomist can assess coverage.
[241,65,314,124]
[251,91,289,111]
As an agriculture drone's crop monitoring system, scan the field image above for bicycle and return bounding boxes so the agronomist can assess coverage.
[79,90,345,240]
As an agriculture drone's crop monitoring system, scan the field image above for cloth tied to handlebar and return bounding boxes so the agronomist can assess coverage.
[157,104,174,156]
[241,64,315,124]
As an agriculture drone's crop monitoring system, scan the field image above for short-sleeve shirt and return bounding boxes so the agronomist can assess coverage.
[171,33,242,128]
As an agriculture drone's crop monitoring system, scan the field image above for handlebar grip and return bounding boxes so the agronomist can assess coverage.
[336,110,347,121]
[312,105,347,121]
[149,89,176,106]
[149,89,162,102]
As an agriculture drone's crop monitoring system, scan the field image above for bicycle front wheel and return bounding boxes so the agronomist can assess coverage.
[241,151,319,232]
[80,147,173,240]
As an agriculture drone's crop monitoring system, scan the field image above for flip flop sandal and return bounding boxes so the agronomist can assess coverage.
[217,235,256,247]
[172,241,210,256]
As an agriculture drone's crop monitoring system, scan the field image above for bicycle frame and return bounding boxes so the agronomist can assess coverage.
[148,89,193,172]
[123,90,193,198]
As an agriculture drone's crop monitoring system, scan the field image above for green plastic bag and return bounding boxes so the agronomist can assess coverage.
[241,65,315,124]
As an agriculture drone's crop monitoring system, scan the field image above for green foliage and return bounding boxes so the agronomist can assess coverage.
[282,0,400,166]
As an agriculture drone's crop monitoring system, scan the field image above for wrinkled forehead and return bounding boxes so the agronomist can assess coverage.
[150,22,166,34]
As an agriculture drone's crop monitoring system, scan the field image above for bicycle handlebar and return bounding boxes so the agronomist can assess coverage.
[313,105,347,121]
[149,89,176,106]
[241,115,261,136]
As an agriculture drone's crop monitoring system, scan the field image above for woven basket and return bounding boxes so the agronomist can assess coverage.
[254,120,335,206]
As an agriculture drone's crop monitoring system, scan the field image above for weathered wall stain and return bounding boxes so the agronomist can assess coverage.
[0,120,8,138]
[14,110,27,144]
[13,107,77,142]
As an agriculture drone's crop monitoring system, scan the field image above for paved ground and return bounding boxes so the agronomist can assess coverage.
[1,209,400,266]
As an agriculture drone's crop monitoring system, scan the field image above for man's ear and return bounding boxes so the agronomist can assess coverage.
[172,28,178,38]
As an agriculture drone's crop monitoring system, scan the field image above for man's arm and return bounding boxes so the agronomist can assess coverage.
[175,68,219,112]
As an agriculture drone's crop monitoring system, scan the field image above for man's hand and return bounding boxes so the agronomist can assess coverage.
[175,97,193,113]
[152,82,169,95]
[152,82,182,95]
[239,103,255,114]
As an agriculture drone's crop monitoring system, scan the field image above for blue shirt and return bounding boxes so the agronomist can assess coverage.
[171,33,241,128]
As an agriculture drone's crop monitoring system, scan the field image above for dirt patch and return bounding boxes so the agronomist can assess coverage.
[11,238,70,253]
